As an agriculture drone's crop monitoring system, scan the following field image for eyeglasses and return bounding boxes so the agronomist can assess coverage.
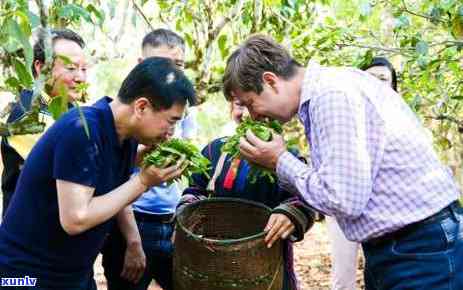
[175,60,185,70]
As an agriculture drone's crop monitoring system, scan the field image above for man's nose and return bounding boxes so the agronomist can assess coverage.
[249,111,264,121]
[167,126,175,136]
[74,69,87,83]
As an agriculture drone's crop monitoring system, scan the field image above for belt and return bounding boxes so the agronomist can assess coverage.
[134,211,175,224]
[364,200,462,246]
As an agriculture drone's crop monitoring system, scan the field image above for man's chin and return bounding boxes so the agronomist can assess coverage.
[274,112,296,124]
[67,93,79,103]
[70,90,89,103]
[268,115,290,124]
[279,117,292,124]
[138,140,157,147]
[145,136,168,145]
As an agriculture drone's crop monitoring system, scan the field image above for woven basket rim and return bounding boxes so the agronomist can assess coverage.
[176,197,272,245]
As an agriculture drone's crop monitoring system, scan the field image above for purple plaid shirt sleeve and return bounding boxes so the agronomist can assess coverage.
[276,62,461,242]
[278,90,372,218]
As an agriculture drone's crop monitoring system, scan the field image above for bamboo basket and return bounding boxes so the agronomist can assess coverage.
[173,198,283,290]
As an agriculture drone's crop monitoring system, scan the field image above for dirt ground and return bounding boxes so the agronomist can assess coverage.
[94,222,365,290]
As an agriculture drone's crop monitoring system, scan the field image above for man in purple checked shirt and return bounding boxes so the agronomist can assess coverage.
[222,34,463,290]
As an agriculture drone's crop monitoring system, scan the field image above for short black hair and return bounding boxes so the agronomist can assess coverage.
[118,57,196,109]
[361,57,398,92]
[33,28,85,76]
[142,28,185,51]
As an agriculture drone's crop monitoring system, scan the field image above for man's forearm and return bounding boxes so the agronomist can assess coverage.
[59,175,147,235]
[276,152,371,219]
[117,206,142,247]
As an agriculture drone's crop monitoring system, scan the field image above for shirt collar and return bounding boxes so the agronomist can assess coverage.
[298,60,322,115]
[93,96,121,148]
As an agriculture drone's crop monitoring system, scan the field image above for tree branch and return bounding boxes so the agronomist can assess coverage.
[429,40,463,48]
[35,0,48,28]
[271,7,297,30]
[251,0,263,33]
[401,0,446,23]
[336,42,412,55]
[193,0,245,102]
[131,0,154,31]
[425,114,463,127]
[208,0,244,42]
[115,0,130,43]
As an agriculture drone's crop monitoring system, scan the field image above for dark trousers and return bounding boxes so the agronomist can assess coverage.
[102,215,174,290]
[362,202,463,290]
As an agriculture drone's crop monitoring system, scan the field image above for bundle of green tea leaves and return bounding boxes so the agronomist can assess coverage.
[221,117,283,183]
[143,138,211,182]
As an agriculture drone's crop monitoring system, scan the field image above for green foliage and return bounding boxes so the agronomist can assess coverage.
[73,101,90,138]
[48,95,68,120]
[12,58,33,89]
[222,117,283,183]
[1,17,33,74]
[0,0,106,136]
[51,2,105,27]
[47,75,90,120]
[0,0,463,182]
[144,138,211,183]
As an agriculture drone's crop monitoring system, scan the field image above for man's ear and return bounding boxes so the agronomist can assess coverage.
[33,60,43,76]
[262,71,278,91]
[133,97,150,117]
[137,57,144,64]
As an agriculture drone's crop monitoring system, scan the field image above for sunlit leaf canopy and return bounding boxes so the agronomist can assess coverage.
[1,0,462,181]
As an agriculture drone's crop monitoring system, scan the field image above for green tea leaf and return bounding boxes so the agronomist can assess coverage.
[86,4,105,26]
[5,77,21,93]
[221,117,283,183]
[27,12,41,28]
[73,101,90,138]
[48,96,68,120]
[12,58,33,88]
[144,138,211,181]
[56,54,73,65]
[415,41,429,55]
[6,19,33,73]
[451,11,463,39]
[218,34,228,59]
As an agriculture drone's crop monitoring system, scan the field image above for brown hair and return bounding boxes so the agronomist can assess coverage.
[222,34,301,100]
